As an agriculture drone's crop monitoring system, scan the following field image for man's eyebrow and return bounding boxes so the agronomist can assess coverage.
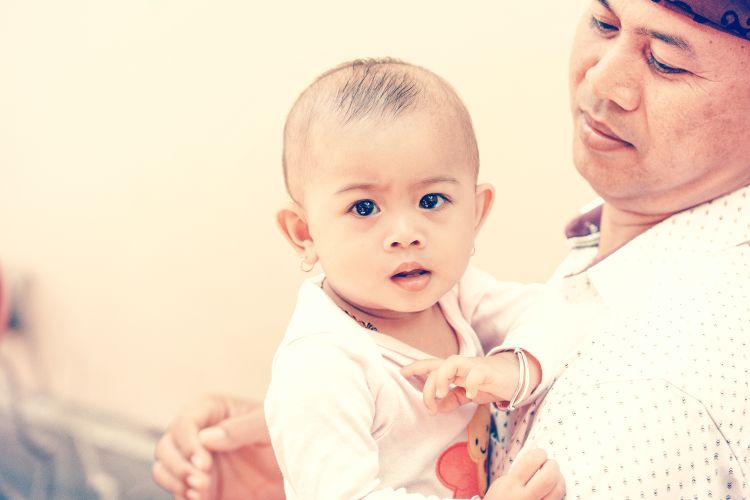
[598,0,693,54]
[644,29,693,53]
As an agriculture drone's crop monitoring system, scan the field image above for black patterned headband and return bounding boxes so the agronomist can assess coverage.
[651,0,750,40]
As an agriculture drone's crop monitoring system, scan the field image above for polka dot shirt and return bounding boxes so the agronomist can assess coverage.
[490,185,750,499]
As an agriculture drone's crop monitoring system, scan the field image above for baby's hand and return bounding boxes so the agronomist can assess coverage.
[401,354,519,414]
[484,448,565,500]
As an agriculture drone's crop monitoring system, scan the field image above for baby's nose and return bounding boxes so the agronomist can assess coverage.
[383,221,426,251]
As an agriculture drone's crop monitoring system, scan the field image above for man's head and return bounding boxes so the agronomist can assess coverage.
[652,0,750,41]
[282,58,479,204]
[570,0,750,216]
[276,59,493,316]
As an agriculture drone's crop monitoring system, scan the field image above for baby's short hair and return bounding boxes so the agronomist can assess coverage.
[282,58,479,202]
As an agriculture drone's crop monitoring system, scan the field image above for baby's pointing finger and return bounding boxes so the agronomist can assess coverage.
[401,359,443,378]
[422,371,439,415]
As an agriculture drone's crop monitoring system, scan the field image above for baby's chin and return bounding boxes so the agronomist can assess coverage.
[325,277,447,317]
[353,297,442,319]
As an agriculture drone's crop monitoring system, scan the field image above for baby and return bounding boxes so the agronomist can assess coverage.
[266,58,564,499]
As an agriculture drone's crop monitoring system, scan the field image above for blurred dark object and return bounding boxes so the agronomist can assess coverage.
[0,266,167,499]
[0,389,171,500]
[0,267,8,337]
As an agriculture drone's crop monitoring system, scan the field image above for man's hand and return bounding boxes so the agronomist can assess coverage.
[484,448,565,500]
[152,394,284,500]
[401,351,541,414]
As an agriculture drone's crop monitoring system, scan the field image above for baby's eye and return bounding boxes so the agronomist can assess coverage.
[349,199,380,217]
[419,193,449,210]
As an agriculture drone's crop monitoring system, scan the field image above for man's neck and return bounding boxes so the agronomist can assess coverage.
[595,204,670,263]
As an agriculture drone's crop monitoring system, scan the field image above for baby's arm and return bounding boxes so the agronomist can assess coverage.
[458,266,580,404]
[456,266,543,351]
[401,351,541,414]
[266,334,384,498]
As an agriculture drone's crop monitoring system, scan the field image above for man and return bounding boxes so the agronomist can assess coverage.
[153,0,750,497]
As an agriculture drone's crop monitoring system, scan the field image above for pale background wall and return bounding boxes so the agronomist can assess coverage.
[0,0,593,428]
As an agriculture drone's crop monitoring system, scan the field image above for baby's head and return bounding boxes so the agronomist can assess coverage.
[282,58,480,203]
[278,58,494,315]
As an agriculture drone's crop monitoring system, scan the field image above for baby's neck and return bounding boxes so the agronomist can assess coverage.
[322,280,458,358]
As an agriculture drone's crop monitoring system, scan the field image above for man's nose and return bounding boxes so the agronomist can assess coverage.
[585,40,642,112]
[383,215,426,251]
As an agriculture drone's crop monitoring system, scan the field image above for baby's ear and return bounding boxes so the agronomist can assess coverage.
[276,202,316,259]
[473,183,495,233]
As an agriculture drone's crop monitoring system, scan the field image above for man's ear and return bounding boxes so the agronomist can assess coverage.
[276,202,317,264]
[473,183,495,234]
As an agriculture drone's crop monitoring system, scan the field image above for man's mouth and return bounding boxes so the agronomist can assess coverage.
[581,112,634,151]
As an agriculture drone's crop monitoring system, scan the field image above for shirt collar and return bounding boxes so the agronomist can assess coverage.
[559,184,750,304]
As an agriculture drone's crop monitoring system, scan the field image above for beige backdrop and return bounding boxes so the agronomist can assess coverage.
[0,0,594,427]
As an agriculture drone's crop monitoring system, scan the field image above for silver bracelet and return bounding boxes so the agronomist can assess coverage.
[507,348,530,411]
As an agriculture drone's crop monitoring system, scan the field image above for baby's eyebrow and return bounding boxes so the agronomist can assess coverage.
[334,182,378,195]
[334,176,459,194]
[415,176,460,187]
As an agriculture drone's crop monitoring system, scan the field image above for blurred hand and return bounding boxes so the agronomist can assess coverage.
[484,448,565,500]
[152,394,284,500]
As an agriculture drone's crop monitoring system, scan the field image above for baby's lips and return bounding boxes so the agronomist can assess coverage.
[390,261,429,278]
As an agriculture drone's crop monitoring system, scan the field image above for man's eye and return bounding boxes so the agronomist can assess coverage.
[419,193,449,210]
[647,53,687,75]
[591,16,618,34]
[349,199,380,217]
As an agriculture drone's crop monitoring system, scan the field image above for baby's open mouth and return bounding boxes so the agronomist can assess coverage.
[389,267,432,292]
[392,269,430,279]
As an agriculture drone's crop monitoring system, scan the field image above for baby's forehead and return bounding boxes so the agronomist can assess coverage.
[308,112,478,184]
[283,59,479,202]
